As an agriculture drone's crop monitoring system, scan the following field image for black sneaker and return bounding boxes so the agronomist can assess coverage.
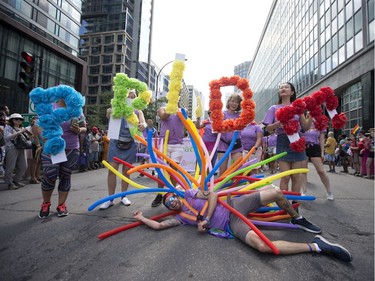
[151,194,163,207]
[313,235,352,262]
[291,217,322,233]
[39,202,51,219]
[56,203,69,217]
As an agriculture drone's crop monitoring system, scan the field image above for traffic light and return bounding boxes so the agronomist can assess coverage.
[18,51,35,93]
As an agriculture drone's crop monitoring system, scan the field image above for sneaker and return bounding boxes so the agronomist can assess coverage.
[121,196,131,206]
[137,173,144,178]
[13,181,25,187]
[151,194,163,207]
[291,217,322,233]
[313,235,352,262]
[326,193,334,201]
[99,200,114,210]
[39,202,51,218]
[8,183,18,190]
[56,203,69,217]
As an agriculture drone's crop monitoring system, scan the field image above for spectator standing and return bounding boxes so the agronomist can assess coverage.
[0,110,7,175]
[349,133,360,175]
[324,131,337,172]
[338,134,349,173]
[88,126,101,170]
[3,113,30,189]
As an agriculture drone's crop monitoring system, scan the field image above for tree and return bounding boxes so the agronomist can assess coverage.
[85,91,112,130]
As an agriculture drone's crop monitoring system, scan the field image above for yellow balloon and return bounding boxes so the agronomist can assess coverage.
[239,168,310,191]
[102,160,147,189]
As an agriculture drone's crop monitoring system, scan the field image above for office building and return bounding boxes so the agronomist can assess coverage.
[0,0,86,114]
[79,0,154,124]
[249,0,374,133]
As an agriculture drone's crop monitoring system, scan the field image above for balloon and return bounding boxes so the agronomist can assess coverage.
[218,198,280,255]
[252,220,299,229]
[88,188,174,211]
[98,211,178,240]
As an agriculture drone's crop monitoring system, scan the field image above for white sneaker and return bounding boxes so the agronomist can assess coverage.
[327,193,334,201]
[99,200,114,210]
[121,197,131,206]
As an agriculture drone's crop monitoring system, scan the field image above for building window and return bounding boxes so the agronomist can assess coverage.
[341,81,363,134]
[105,35,114,44]
[102,65,113,73]
[103,55,112,64]
[89,66,100,74]
[104,45,114,53]
[90,56,100,64]
[101,75,112,84]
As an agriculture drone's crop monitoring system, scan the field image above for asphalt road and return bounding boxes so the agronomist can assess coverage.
[0,163,373,281]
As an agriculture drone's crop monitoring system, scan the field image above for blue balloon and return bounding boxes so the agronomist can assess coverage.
[147,130,184,197]
[205,131,239,187]
[88,188,174,211]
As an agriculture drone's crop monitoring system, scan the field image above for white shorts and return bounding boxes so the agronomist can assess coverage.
[243,147,263,161]
[165,144,184,164]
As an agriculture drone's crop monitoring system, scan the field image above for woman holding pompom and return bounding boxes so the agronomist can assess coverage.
[261,82,312,192]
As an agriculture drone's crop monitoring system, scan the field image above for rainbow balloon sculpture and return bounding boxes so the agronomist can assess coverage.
[88,59,316,255]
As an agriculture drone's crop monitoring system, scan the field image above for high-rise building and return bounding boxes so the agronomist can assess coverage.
[249,0,374,133]
[234,61,252,93]
[0,0,86,114]
[188,85,202,121]
[79,0,154,123]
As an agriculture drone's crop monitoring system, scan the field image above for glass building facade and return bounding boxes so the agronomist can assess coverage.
[0,0,86,113]
[249,0,374,134]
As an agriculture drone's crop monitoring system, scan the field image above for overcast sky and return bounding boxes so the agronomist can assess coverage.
[151,0,274,108]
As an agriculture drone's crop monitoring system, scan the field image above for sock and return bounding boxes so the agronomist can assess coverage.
[313,243,321,252]
[295,215,303,220]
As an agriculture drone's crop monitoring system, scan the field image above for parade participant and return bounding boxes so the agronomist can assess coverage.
[39,100,87,218]
[300,122,333,200]
[217,94,243,176]
[262,82,312,192]
[241,121,263,174]
[100,90,146,209]
[151,104,185,207]
[133,188,352,262]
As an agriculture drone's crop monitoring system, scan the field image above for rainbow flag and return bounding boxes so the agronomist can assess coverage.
[351,124,360,135]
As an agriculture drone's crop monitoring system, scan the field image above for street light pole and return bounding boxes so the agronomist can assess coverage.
[155,60,174,103]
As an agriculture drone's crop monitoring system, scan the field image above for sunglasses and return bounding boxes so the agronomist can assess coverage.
[165,195,177,208]
[13,118,23,121]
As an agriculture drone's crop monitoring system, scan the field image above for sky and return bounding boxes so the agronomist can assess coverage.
[151,0,274,108]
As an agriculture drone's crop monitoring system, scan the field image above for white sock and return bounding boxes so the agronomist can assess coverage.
[295,215,303,220]
[313,243,321,253]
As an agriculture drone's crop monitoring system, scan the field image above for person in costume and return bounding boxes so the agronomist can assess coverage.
[100,90,146,209]
[133,187,351,262]
[262,82,312,192]
[217,94,243,176]
[151,103,185,207]
[300,122,333,200]
[39,100,87,218]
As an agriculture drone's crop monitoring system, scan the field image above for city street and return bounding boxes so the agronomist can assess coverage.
[0,163,373,281]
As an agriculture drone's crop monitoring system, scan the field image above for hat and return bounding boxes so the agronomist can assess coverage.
[92,126,98,132]
[9,113,24,120]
